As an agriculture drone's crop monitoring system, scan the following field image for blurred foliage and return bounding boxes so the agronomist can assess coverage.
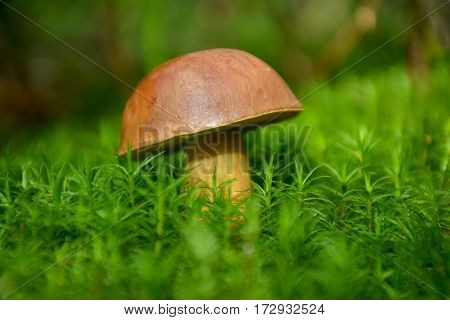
[0,0,448,138]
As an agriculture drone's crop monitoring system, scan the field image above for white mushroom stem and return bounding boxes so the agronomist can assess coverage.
[185,129,251,202]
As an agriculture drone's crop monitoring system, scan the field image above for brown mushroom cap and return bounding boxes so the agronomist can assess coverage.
[118,48,302,155]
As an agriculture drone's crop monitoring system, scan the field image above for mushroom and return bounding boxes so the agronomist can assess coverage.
[118,48,301,202]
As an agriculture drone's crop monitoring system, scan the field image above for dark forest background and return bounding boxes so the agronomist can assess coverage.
[0,0,448,141]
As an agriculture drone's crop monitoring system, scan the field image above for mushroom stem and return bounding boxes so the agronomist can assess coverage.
[185,129,251,202]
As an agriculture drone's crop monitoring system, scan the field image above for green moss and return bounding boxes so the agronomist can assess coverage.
[0,63,448,299]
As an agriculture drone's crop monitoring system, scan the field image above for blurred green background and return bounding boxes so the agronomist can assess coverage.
[0,0,448,139]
